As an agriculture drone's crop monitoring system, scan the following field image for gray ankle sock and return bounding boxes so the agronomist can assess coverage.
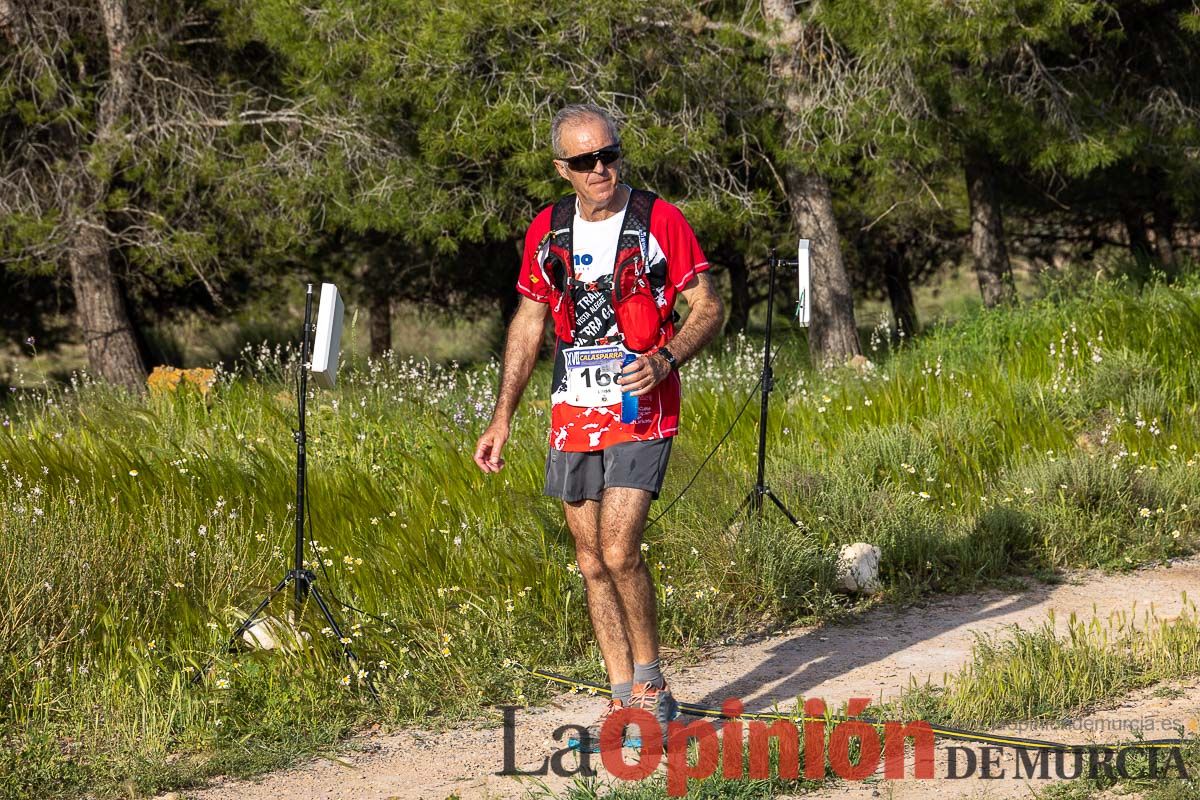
[612,680,633,707]
[633,659,665,689]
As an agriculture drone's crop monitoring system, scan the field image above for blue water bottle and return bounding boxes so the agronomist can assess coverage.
[621,353,639,423]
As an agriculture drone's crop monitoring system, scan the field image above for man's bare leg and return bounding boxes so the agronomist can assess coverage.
[597,487,658,666]
[597,486,677,739]
[563,498,634,686]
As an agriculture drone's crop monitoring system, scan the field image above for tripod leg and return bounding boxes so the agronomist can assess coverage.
[192,573,294,685]
[305,582,353,658]
[307,583,380,699]
[763,486,801,527]
[725,489,756,527]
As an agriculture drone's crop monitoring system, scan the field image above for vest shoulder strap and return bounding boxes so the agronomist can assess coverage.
[550,195,575,234]
[545,196,575,292]
[625,188,657,234]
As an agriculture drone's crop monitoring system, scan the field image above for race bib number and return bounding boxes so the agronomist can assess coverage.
[563,344,626,408]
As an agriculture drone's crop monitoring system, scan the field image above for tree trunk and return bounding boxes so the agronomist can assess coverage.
[786,169,861,365]
[724,248,751,333]
[883,247,918,339]
[67,216,146,390]
[1151,189,1178,278]
[364,248,393,357]
[1119,198,1153,262]
[964,150,1016,308]
[762,0,861,366]
[369,294,392,358]
[64,0,146,391]
[1152,210,1177,276]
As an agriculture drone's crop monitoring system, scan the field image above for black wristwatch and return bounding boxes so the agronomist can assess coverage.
[657,347,679,371]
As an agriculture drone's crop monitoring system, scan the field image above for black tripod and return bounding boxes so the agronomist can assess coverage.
[729,249,800,526]
[195,284,367,689]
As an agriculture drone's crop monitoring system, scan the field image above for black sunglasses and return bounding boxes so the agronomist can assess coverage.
[559,144,622,173]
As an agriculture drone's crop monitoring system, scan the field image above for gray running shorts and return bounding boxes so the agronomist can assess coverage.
[544,438,674,503]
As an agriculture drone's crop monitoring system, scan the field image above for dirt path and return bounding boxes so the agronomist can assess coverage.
[168,559,1200,800]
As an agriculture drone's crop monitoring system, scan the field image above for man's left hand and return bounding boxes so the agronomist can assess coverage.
[617,353,671,397]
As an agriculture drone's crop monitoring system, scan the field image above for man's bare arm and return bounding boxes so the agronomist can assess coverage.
[618,272,725,396]
[474,297,549,472]
[663,272,724,366]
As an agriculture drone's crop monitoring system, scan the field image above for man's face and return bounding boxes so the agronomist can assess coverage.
[553,118,622,208]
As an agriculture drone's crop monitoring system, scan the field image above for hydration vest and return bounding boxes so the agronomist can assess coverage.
[541,188,673,353]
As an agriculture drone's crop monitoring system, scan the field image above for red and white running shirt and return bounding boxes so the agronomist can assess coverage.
[516,191,709,452]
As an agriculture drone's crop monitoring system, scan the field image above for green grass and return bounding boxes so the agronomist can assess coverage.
[891,605,1200,800]
[895,601,1200,727]
[1,272,1200,798]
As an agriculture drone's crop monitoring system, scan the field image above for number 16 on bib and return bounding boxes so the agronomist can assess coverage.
[563,344,625,409]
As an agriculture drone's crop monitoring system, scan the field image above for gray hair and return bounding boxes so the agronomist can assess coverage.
[550,104,620,158]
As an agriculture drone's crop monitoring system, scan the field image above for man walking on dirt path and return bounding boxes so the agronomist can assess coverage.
[473,104,724,751]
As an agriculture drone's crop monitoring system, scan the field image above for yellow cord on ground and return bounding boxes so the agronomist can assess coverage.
[526,666,1192,752]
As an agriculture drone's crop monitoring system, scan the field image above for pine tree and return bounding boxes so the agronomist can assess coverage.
[0,0,396,387]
